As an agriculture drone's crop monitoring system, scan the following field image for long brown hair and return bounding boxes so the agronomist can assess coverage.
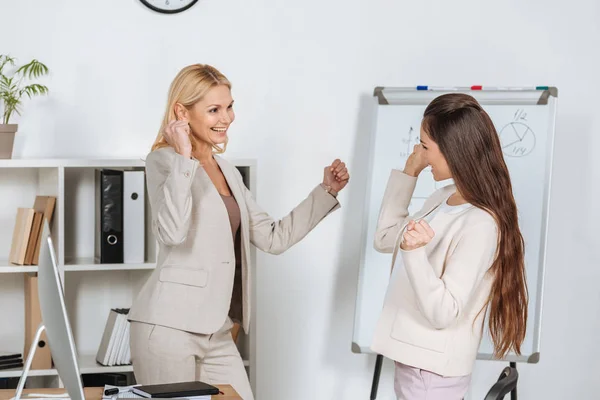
[422,93,528,359]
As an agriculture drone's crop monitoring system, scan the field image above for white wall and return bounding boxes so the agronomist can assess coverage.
[1,0,599,398]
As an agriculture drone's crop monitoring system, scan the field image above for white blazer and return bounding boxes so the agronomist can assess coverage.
[129,147,340,335]
[371,170,498,377]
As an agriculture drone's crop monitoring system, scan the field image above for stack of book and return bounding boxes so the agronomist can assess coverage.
[96,308,131,366]
[0,352,23,371]
[9,196,56,266]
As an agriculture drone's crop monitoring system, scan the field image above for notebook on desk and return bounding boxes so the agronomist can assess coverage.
[131,381,219,398]
[102,384,213,400]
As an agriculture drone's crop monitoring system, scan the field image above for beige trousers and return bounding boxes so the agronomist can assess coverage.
[129,317,253,400]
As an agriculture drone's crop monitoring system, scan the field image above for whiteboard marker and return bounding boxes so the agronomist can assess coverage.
[471,87,527,91]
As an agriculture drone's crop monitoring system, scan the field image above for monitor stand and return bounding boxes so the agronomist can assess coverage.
[14,324,47,400]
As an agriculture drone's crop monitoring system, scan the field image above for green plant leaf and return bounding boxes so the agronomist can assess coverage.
[0,55,15,77]
[16,59,49,80]
[0,56,49,123]
[20,83,49,99]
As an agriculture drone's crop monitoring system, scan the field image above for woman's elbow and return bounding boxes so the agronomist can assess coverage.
[268,247,285,255]
[373,234,393,253]
[265,237,289,255]
[428,311,458,330]
[250,234,285,255]
[154,221,188,247]
[157,230,187,247]
[430,319,452,330]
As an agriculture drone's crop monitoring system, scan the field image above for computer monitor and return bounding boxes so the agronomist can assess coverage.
[14,221,85,400]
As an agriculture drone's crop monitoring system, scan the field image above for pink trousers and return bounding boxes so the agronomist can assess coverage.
[394,362,471,400]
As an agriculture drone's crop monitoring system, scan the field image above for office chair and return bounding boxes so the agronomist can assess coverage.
[483,366,518,400]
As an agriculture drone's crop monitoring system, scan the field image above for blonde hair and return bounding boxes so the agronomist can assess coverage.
[151,64,232,154]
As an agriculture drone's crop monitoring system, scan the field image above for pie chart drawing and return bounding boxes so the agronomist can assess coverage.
[499,122,536,157]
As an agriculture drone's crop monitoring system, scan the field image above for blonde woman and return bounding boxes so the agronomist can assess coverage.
[128,64,349,400]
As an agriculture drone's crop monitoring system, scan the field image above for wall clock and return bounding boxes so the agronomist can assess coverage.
[140,0,199,14]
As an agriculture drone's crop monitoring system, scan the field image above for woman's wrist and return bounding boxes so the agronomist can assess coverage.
[320,183,338,198]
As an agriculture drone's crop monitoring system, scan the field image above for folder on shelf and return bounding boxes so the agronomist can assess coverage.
[9,208,35,265]
[31,196,56,265]
[123,170,145,264]
[95,169,124,264]
[0,351,22,361]
[96,308,131,366]
[0,359,24,370]
[24,273,52,369]
[0,351,23,370]
[24,211,43,265]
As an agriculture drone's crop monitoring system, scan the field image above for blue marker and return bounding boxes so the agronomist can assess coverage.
[417,85,428,90]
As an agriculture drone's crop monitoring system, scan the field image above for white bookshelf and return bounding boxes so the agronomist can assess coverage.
[0,157,257,392]
[0,354,252,379]
[0,265,38,273]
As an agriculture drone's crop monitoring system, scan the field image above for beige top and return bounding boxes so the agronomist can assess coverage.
[371,170,498,377]
[220,194,243,324]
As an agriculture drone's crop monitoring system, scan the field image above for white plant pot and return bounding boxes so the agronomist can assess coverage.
[0,124,18,159]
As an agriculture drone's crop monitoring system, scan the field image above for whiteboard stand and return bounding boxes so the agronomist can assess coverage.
[356,85,557,399]
[369,354,383,400]
[509,361,517,400]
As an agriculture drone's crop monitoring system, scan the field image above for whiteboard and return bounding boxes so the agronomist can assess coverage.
[351,87,558,363]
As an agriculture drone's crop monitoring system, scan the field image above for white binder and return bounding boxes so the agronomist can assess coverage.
[123,170,145,264]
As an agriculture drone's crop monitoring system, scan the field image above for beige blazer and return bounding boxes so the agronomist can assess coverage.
[371,170,498,377]
[129,147,340,334]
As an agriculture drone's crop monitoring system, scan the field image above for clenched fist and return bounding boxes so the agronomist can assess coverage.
[400,219,435,251]
[323,159,349,193]
[163,120,193,158]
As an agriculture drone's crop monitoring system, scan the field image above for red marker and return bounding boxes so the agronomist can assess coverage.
[471,85,483,90]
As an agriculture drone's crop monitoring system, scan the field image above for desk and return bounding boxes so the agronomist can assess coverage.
[0,386,241,400]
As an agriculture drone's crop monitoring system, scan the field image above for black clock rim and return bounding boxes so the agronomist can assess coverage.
[140,0,199,14]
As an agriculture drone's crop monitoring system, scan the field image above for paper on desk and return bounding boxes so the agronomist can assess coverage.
[102,384,142,400]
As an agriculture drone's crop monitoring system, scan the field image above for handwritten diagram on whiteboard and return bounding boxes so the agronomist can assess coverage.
[500,109,537,158]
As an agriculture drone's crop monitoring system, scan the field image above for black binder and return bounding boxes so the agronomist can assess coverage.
[95,169,124,264]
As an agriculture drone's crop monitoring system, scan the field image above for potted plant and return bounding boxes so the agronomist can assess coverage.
[0,55,49,159]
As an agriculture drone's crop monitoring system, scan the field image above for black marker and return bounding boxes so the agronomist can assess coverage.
[104,388,119,396]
